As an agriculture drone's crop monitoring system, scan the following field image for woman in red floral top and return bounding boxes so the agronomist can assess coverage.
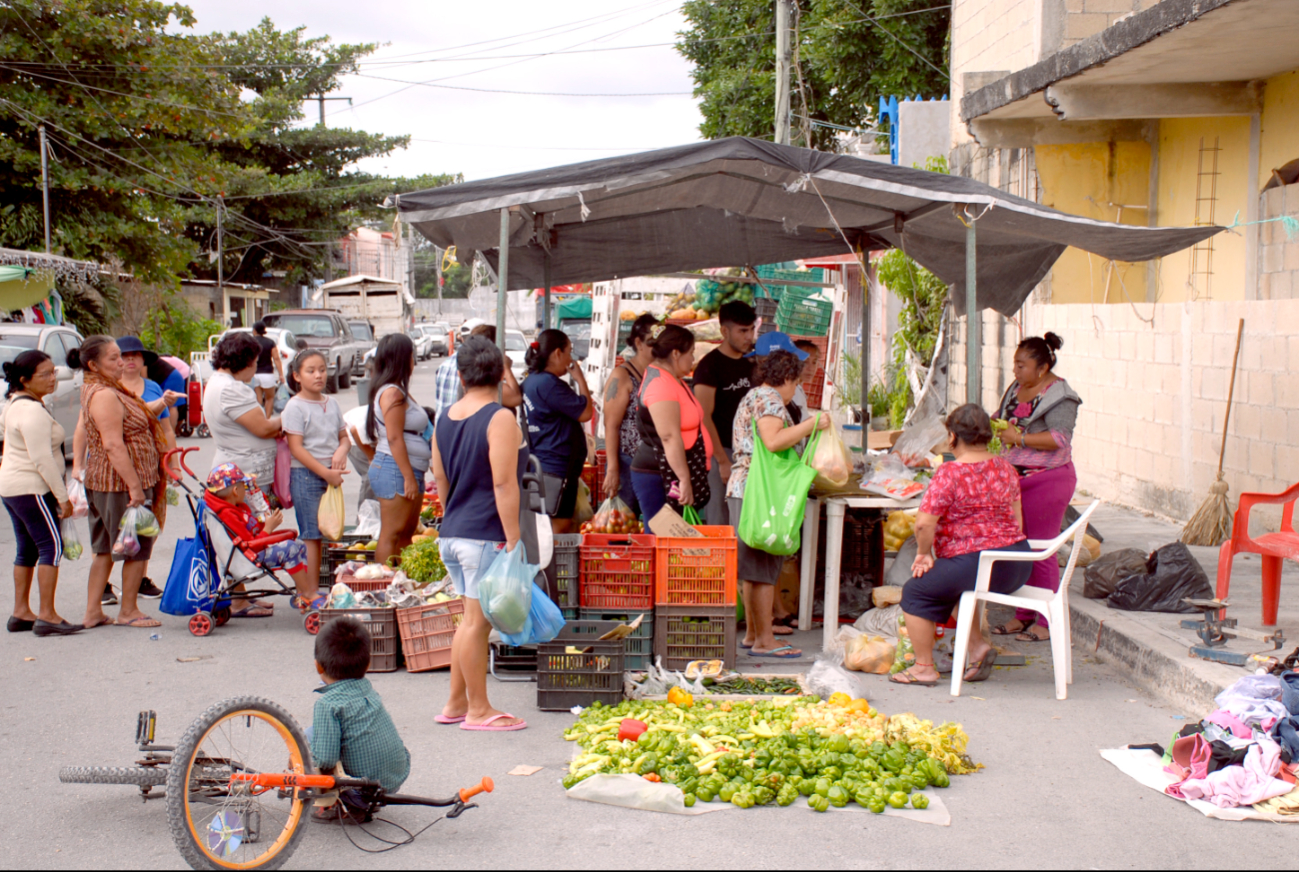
[892,405,1032,687]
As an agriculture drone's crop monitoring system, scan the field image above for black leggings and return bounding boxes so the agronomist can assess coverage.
[901,540,1033,623]
[3,492,63,567]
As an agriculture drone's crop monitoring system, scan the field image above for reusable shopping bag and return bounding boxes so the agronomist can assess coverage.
[738,420,818,555]
[317,485,345,541]
[161,504,226,616]
[478,543,537,635]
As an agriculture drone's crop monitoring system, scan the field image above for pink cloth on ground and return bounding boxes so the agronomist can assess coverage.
[1167,736,1293,808]
[1205,709,1254,740]
[1164,734,1211,783]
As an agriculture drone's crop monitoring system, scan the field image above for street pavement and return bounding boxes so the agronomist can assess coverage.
[1,355,1292,868]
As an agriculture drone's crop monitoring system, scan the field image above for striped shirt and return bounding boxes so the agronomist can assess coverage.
[81,382,160,493]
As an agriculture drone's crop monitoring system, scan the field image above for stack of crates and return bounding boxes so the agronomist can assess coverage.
[652,526,738,670]
[554,533,583,621]
[576,532,656,672]
[777,286,833,337]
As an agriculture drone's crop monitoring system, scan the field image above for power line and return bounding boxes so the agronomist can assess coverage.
[353,74,691,98]
[0,63,249,119]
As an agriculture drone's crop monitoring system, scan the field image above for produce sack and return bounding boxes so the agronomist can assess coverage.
[478,544,537,636]
[1083,548,1147,599]
[844,632,896,674]
[61,518,83,560]
[587,496,640,534]
[273,437,294,509]
[317,485,345,541]
[67,475,88,519]
[498,580,565,647]
[1058,534,1101,568]
[809,416,853,489]
[1107,542,1212,613]
[738,421,818,555]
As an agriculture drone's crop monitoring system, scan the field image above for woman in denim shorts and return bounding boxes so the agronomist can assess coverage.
[365,334,430,566]
[430,336,527,732]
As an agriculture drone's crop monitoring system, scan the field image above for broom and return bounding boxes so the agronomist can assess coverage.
[1181,318,1244,547]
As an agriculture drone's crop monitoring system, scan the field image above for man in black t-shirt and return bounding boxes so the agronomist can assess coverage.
[252,320,284,416]
[692,300,756,526]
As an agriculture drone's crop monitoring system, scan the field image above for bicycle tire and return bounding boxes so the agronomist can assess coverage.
[59,766,167,787]
[166,696,312,871]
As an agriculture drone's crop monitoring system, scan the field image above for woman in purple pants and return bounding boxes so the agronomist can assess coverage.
[989,332,1082,644]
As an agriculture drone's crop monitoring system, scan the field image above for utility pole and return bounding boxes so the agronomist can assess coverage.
[436,246,444,319]
[38,124,51,254]
[315,95,353,128]
[216,195,226,326]
[774,0,792,146]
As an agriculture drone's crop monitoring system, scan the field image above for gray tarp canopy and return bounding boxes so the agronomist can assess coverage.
[396,136,1220,317]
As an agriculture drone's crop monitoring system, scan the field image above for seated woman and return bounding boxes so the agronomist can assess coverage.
[203,463,311,591]
[892,404,1033,687]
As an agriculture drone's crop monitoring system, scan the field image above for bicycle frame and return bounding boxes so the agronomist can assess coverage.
[229,773,494,817]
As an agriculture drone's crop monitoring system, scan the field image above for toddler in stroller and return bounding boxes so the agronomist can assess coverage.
[203,463,322,616]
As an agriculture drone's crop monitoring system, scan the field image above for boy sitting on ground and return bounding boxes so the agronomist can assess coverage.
[310,616,411,824]
[203,463,317,616]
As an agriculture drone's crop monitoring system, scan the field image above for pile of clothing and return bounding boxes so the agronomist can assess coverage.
[1157,673,1299,812]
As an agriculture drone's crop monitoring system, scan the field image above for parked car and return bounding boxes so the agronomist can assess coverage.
[505,329,528,385]
[216,326,298,375]
[425,323,450,356]
[260,309,365,393]
[408,324,435,361]
[348,321,376,373]
[0,323,83,460]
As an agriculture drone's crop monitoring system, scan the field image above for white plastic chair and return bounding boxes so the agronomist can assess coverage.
[950,500,1100,701]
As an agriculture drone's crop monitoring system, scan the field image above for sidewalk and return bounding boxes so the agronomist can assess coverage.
[1066,501,1299,712]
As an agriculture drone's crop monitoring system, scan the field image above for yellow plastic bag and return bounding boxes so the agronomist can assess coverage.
[317,485,346,541]
[844,633,896,674]
[809,418,853,489]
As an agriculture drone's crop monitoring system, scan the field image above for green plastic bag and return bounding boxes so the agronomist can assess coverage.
[682,506,703,526]
[737,419,820,555]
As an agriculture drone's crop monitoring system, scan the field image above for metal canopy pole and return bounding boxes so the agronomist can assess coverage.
[38,124,50,254]
[543,249,552,331]
[861,262,871,430]
[965,211,980,406]
[496,207,509,353]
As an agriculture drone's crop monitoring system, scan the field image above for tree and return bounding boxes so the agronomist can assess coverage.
[412,235,472,300]
[677,0,950,149]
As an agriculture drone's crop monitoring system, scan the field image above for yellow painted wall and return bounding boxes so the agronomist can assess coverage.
[1035,141,1151,305]
[1260,70,1299,189]
[1154,117,1251,302]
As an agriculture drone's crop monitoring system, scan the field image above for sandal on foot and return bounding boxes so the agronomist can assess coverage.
[435,714,466,725]
[991,619,1031,636]
[461,713,527,732]
[230,606,273,619]
[750,645,801,659]
[116,615,162,628]
[889,667,938,687]
[773,615,798,629]
[963,649,998,683]
[1016,625,1050,643]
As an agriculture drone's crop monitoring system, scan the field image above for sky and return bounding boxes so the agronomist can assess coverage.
[181,0,707,183]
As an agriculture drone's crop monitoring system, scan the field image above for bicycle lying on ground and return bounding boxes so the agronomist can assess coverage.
[60,696,492,870]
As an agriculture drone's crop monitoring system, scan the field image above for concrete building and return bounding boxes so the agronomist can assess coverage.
[180,279,272,328]
[946,0,1299,524]
[333,224,413,294]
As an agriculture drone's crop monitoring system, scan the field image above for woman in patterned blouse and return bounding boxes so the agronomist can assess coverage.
[893,405,1032,687]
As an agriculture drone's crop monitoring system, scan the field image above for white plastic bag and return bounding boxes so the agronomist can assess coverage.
[354,500,381,538]
[809,419,853,489]
[61,518,83,560]
[566,774,730,815]
[67,476,89,519]
[478,544,535,635]
[891,412,948,465]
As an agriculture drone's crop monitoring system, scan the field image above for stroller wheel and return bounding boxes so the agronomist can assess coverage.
[303,611,322,635]
[195,423,210,439]
[188,612,214,637]
[213,606,231,627]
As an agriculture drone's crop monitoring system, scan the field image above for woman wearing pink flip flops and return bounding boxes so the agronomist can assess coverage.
[429,336,528,732]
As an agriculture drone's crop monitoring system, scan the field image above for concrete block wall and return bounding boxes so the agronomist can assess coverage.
[1258,185,1299,300]
[1060,0,1163,48]
[951,0,1043,146]
[949,298,1299,531]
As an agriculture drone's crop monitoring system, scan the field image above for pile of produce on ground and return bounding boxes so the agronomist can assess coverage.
[563,693,976,811]
[626,673,805,696]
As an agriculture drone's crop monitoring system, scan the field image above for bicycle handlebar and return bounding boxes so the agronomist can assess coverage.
[460,777,494,803]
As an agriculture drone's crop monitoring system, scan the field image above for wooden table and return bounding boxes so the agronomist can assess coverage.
[798,494,923,651]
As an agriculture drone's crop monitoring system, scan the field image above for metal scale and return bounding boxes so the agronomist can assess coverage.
[1181,598,1285,667]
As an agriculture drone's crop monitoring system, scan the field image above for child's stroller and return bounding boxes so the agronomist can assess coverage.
[161,447,320,636]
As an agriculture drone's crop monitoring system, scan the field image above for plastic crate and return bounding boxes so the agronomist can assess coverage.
[554,533,583,612]
[397,599,465,673]
[757,320,779,335]
[653,605,737,670]
[333,572,395,594]
[580,464,599,497]
[777,300,832,337]
[654,525,737,606]
[318,607,401,673]
[754,297,779,320]
[594,450,608,495]
[579,533,656,610]
[574,611,654,670]
[803,367,826,410]
[536,629,624,711]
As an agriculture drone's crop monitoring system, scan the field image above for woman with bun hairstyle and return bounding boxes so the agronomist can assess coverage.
[74,336,168,629]
[0,350,81,635]
[522,328,593,534]
[600,313,657,513]
[989,332,1083,643]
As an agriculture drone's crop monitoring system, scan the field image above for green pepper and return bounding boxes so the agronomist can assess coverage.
[853,791,872,807]
[636,731,654,747]
[753,785,775,805]
[562,774,581,790]
[910,792,929,810]
[869,741,888,759]
[680,777,698,796]
[776,785,798,807]
[882,749,907,773]
[813,778,832,798]
[827,785,849,808]
[887,791,909,809]
[634,753,659,776]
[660,766,682,784]
[931,769,950,789]
[696,785,715,803]
[867,797,887,814]
[718,783,737,803]
[820,765,842,781]
[808,794,830,813]
[797,778,816,797]
[827,734,850,754]
[682,793,697,808]
[732,790,755,809]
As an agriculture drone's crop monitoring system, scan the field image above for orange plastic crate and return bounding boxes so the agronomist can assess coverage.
[579,533,656,610]
[397,599,465,673]
[654,525,737,606]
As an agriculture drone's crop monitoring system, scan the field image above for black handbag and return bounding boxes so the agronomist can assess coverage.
[650,424,711,512]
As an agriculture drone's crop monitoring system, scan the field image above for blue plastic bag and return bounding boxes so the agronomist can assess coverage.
[160,504,226,617]
[478,544,537,636]
[499,581,567,647]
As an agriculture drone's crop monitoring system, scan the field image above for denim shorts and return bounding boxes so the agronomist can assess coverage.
[290,466,329,540]
[438,537,504,600]
[369,453,426,501]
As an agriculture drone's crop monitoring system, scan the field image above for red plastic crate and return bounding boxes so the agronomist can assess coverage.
[579,533,656,610]
[803,367,826,410]
[397,599,465,673]
[594,450,608,496]
[654,525,737,606]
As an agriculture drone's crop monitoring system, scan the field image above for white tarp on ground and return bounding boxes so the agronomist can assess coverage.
[1101,747,1299,823]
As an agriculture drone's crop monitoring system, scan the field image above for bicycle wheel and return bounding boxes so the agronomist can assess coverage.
[166,697,312,871]
[59,766,167,787]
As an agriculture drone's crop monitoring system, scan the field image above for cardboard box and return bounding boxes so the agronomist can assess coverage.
[867,429,903,451]
[648,505,704,538]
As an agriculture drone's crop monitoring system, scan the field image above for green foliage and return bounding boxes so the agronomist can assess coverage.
[412,237,473,299]
[140,303,222,360]
[677,0,949,147]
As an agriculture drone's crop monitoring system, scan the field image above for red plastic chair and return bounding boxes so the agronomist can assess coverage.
[1215,482,1299,626]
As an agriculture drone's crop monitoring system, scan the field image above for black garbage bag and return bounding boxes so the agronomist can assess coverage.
[1083,548,1148,599]
[1107,543,1212,613]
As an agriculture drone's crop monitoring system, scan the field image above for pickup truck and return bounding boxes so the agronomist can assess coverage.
[261,309,365,392]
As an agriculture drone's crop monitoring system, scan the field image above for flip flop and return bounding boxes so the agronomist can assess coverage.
[991,620,1031,636]
[889,667,938,687]
[750,645,801,659]
[772,625,794,636]
[1015,626,1050,643]
[461,713,527,732]
[963,649,998,683]
[230,606,274,619]
[116,616,162,628]
[434,714,466,725]
[740,641,754,650]
[83,616,115,629]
